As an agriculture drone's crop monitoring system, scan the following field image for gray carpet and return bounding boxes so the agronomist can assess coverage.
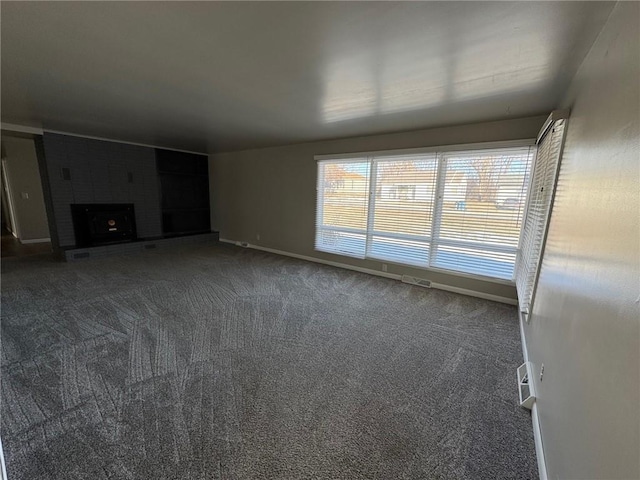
[1,243,537,479]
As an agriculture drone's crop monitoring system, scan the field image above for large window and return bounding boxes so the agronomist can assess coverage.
[315,143,535,280]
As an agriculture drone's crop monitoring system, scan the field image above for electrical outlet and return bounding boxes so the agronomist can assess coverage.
[540,364,544,381]
[256,234,260,241]
[382,264,388,272]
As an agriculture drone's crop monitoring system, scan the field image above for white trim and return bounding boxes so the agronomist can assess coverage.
[519,310,548,480]
[316,225,366,236]
[536,115,554,146]
[317,157,371,165]
[536,109,570,145]
[1,159,21,240]
[531,403,547,480]
[0,433,7,480]
[366,253,515,286]
[1,122,206,156]
[1,122,44,135]
[429,152,447,266]
[519,311,529,360]
[220,238,517,305]
[314,138,536,162]
[221,238,400,280]
[429,282,517,305]
[20,237,51,244]
[315,162,325,245]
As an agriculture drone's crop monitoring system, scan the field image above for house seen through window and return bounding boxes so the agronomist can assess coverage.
[315,144,534,280]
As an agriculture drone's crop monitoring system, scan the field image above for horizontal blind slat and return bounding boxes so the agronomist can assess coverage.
[515,120,565,311]
[432,148,533,278]
[368,155,437,264]
[315,160,370,258]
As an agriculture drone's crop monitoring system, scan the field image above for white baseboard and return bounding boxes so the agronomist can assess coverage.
[220,238,517,305]
[519,310,548,480]
[19,237,50,244]
[428,281,517,305]
[220,238,402,281]
[531,403,547,480]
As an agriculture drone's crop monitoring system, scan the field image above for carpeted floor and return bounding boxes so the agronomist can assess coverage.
[1,243,538,479]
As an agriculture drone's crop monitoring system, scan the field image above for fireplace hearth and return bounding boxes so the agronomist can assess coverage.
[71,204,137,248]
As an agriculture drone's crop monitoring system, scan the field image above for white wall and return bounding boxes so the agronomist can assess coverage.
[1,136,50,242]
[523,3,639,478]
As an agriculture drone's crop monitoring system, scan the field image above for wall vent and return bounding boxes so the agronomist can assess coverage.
[144,244,157,250]
[517,362,536,410]
[73,252,90,259]
[401,275,432,288]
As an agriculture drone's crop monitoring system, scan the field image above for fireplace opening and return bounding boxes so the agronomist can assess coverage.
[71,204,137,248]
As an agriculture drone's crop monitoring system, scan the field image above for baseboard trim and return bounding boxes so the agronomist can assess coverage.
[219,239,517,305]
[429,281,517,305]
[220,238,402,281]
[20,237,50,244]
[519,310,548,480]
[531,403,547,480]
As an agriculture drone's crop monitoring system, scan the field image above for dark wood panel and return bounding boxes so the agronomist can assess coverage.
[156,149,210,236]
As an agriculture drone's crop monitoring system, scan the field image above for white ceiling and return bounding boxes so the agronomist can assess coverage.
[1,2,613,153]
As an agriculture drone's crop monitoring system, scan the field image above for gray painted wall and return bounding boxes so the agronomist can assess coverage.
[1,136,50,241]
[210,115,546,300]
[524,3,639,479]
[41,133,162,247]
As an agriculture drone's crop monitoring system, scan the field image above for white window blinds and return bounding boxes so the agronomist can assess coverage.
[315,142,535,280]
[433,148,533,279]
[368,154,437,266]
[515,112,568,316]
[315,159,370,258]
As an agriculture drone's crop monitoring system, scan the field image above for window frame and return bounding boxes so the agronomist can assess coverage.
[315,157,371,259]
[315,139,536,283]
